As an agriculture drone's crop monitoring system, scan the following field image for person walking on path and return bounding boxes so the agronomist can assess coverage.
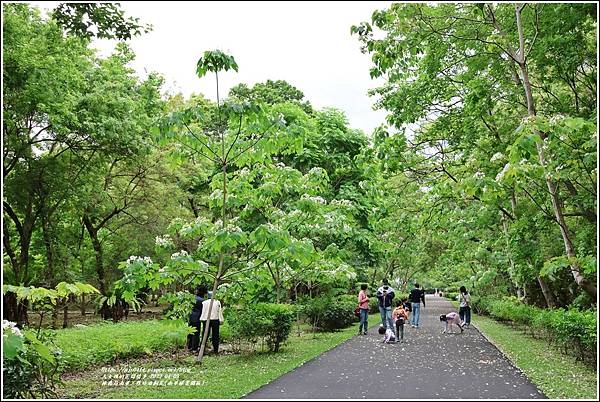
[392,300,409,342]
[459,286,472,328]
[199,295,225,354]
[357,284,369,335]
[187,285,207,352]
[408,283,425,328]
[376,279,395,330]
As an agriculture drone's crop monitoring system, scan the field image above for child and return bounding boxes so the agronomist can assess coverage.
[378,324,396,343]
[439,312,464,334]
[392,300,409,343]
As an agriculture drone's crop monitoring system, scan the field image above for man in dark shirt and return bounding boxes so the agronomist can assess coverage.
[408,283,425,328]
[187,284,207,352]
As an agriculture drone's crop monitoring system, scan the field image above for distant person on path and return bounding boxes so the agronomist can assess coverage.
[440,311,464,334]
[187,285,207,352]
[392,300,409,342]
[200,295,225,354]
[357,284,369,335]
[408,283,425,328]
[459,286,471,328]
[376,279,395,330]
[378,324,396,343]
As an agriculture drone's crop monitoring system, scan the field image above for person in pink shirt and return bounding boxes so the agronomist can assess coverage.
[357,284,369,335]
[440,311,464,334]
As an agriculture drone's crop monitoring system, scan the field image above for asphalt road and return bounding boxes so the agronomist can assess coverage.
[245,296,546,399]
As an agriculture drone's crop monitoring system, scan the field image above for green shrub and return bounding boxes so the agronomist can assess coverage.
[3,323,62,399]
[485,297,539,326]
[302,295,356,331]
[445,291,459,302]
[227,303,295,352]
[478,297,596,363]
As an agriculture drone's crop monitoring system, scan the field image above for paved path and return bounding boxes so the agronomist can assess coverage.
[245,296,546,399]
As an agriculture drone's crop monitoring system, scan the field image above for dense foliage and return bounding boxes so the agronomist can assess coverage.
[2,1,596,382]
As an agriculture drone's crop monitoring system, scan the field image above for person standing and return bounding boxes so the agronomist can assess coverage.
[459,286,472,328]
[199,294,225,354]
[376,279,395,330]
[357,284,369,335]
[392,300,409,343]
[187,285,207,352]
[408,283,425,328]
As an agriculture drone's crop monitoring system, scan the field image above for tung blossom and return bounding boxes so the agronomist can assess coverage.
[2,320,22,338]
[490,152,504,162]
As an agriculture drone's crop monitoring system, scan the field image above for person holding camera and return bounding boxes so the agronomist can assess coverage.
[376,279,395,330]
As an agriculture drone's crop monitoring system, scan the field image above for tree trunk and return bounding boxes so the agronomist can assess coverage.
[80,294,86,316]
[3,293,29,327]
[83,215,106,294]
[51,304,60,329]
[537,276,557,308]
[41,209,55,288]
[513,5,596,299]
[63,296,70,328]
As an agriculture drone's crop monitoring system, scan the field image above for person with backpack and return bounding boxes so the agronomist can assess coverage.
[376,279,395,330]
[408,283,425,328]
[459,286,472,328]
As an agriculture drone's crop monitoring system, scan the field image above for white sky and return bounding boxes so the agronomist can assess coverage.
[30,1,394,135]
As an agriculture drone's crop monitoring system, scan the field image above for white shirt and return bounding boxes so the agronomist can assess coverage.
[200,299,224,322]
[459,293,471,308]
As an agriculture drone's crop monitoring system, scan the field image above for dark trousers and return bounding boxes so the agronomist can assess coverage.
[459,306,471,325]
[187,320,201,351]
[201,319,221,353]
[395,318,405,340]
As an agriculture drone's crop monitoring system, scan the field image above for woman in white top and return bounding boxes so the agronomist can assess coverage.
[458,286,471,328]
[200,296,225,354]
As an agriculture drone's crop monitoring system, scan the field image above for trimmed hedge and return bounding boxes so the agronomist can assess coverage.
[474,296,596,363]
[227,303,295,352]
[302,295,357,331]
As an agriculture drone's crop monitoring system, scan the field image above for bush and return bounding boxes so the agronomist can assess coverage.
[3,321,62,399]
[227,303,295,352]
[485,297,540,326]
[476,297,596,363]
[302,295,356,332]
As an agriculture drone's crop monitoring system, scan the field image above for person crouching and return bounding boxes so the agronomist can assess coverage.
[439,312,464,334]
[379,324,396,343]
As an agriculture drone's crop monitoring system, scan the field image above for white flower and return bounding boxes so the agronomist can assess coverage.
[308,167,324,176]
[209,189,223,200]
[275,162,286,169]
[239,167,250,176]
[331,199,353,207]
[495,163,510,182]
[2,320,22,338]
[490,152,504,162]
[171,250,189,260]
[549,114,565,124]
[300,194,326,204]
[474,171,485,179]
[155,235,173,247]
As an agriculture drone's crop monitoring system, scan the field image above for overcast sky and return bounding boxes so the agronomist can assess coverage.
[32,1,394,135]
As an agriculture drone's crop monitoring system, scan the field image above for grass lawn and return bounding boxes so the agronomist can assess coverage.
[58,315,378,399]
[473,314,597,399]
